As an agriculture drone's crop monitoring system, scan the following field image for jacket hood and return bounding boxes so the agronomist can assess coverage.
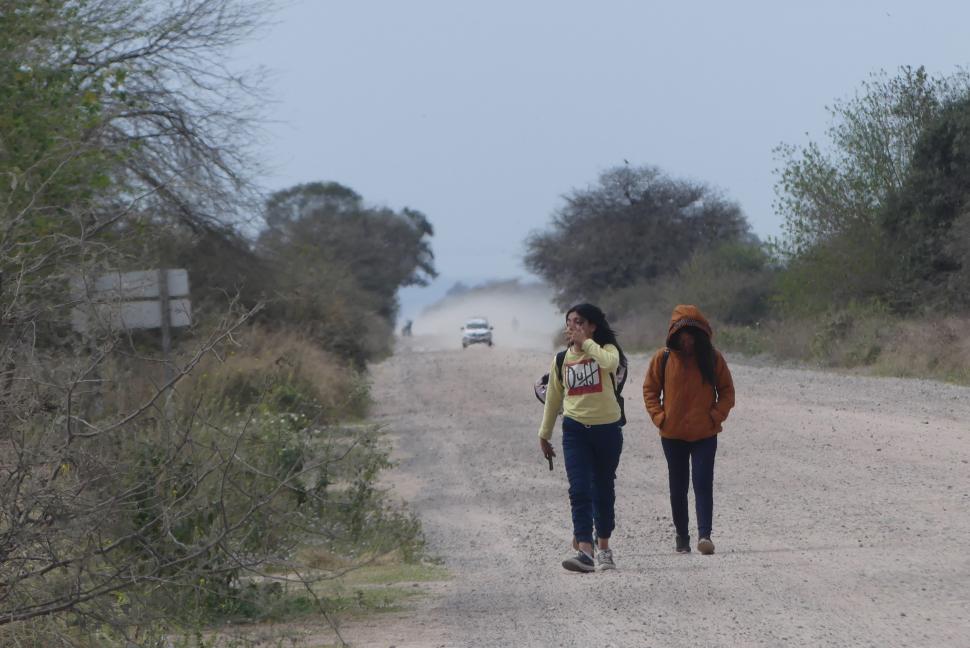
[666,304,713,345]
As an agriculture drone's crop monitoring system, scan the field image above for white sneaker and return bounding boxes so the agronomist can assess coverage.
[596,549,616,570]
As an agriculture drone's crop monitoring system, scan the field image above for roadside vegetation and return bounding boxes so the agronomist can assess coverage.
[0,2,438,646]
[526,66,970,384]
[4,2,969,644]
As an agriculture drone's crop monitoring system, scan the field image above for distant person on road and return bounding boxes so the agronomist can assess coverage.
[538,303,626,573]
[401,319,413,337]
[642,305,735,555]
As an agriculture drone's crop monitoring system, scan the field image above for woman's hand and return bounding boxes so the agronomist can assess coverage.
[569,324,589,349]
[565,322,588,348]
[539,438,556,460]
[571,325,588,347]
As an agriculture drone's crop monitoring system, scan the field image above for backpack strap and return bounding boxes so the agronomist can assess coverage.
[608,355,626,397]
[555,350,567,385]
[606,353,627,427]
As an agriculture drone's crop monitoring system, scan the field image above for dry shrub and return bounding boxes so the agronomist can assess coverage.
[803,303,892,367]
[711,306,888,367]
[184,327,370,422]
[90,325,368,423]
[716,323,770,357]
[699,309,970,385]
[758,318,820,361]
[872,316,970,382]
[0,320,419,642]
[614,309,670,352]
[569,253,970,383]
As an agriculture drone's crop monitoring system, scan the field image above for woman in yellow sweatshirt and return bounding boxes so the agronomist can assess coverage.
[539,303,626,573]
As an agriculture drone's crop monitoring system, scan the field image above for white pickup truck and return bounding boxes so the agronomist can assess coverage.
[461,318,493,348]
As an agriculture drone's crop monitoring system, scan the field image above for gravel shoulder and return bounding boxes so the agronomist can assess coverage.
[349,337,970,647]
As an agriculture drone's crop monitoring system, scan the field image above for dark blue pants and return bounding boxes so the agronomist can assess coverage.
[661,435,718,539]
[562,417,623,545]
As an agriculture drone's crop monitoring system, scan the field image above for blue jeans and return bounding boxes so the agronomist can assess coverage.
[661,435,718,539]
[562,417,623,545]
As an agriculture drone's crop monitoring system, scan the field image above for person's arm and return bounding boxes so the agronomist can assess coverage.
[538,357,564,441]
[710,352,735,425]
[579,339,619,372]
[642,350,665,429]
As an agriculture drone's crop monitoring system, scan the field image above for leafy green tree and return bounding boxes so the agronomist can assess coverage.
[771,66,970,314]
[525,165,750,307]
[257,182,437,364]
[772,221,893,316]
[0,1,118,303]
[773,66,960,257]
[0,2,360,641]
[1,0,271,337]
[672,241,776,325]
[882,94,970,310]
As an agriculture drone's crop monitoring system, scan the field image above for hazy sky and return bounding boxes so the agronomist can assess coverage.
[234,1,970,317]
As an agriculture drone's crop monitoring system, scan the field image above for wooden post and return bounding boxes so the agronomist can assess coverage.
[157,269,175,388]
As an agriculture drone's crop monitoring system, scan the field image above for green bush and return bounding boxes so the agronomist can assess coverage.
[607,241,776,352]
[188,328,371,423]
[0,328,423,644]
[717,325,770,356]
[670,241,776,325]
[772,221,893,318]
[807,302,892,367]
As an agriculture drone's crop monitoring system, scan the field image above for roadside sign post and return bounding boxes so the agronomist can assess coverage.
[72,269,192,384]
[157,268,174,359]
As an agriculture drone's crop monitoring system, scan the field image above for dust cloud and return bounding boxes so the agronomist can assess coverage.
[403,281,564,352]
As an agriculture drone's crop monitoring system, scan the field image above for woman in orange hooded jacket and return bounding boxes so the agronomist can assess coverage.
[642,305,735,555]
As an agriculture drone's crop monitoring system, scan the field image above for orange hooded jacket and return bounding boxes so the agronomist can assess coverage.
[642,305,735,442]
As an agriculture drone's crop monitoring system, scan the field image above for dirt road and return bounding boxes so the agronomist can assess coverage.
[360,337,970,647]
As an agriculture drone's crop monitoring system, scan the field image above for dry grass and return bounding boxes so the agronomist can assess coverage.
[91,326,368,422]
[871,316,970,383]
[184,326,370,420]
[618,303,970,386]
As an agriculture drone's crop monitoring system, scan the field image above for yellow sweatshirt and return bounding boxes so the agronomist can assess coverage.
[538,339,621,440]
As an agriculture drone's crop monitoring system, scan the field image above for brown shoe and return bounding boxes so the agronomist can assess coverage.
[697,537,715,555]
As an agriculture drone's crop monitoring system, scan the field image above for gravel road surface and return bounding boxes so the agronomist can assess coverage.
[355,337,970,647]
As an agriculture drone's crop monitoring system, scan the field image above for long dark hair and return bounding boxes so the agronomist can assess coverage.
[566,303,626,366]
[670,326,716,385]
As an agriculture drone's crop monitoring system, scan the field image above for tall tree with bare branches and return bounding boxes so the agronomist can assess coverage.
[0,3,425,645]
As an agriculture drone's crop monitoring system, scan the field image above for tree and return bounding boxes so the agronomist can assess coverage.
[670,241,776,325]
[524,165,750,307]
[1,0,270,233]
[257,182,437,365]
[773,66,961,257]
[882,94,970,310]
[0,1,389,642]
[1,0,274,349]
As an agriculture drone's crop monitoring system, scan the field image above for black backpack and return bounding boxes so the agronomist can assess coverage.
[534,350,629,427]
